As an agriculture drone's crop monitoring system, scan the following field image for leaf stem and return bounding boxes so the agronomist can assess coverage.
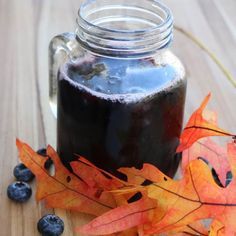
[174,25,236,88]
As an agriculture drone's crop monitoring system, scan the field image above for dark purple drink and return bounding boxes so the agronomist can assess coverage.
[57,55,186,177]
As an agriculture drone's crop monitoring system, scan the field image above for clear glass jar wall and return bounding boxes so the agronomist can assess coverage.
[49,0,187,177]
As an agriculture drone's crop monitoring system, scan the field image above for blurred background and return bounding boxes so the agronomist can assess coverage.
[0,0,235,235]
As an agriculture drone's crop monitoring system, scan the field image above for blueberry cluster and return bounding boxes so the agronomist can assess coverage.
[8,163,35,202]
[7,148,63,235]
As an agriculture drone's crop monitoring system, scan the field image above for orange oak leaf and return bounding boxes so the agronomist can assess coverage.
[228,141,236,174]
[70,159,123,191]
[168,221,209,236]
[209,220,225,236]
[182,138,231,186]
[209,218,236,236]
[72,156,127,189]
[182,221,209,236]
[15,93,236,236]
[177,94,234,152]
[76,197,157,235]
[154,221,209,235]
[141,149,236,235]
[16,139,123,216]
[78,142,236,235]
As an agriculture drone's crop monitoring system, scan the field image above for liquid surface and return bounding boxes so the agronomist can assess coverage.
[57,55,186,177]
[68,57,178,96]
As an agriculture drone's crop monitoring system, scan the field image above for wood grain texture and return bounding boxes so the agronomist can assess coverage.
[0,0,235,235]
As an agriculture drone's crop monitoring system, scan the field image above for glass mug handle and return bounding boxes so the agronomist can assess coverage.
[49,32,80,118]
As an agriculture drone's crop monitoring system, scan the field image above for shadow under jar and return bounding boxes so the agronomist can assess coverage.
[49,0,187,178]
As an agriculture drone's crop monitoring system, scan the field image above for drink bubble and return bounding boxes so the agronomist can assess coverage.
[95,85,106,93]
[108,76,122,85]
[126,87,146,93]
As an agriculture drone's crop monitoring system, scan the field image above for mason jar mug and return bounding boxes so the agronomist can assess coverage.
[49,0,187,177]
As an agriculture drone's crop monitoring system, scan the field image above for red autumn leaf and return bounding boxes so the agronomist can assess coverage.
[182,138,231,186]
[15,92,236,236]
[16,139,123,216]
[181,221,209,236]
[78,142,236,235]
[76,197,156,235]
[177,94,234,152]
[70,158,123,191]
[209,220,225,236]
[228,141,236,176]
[168,221,209,236]
[72,156,127,190]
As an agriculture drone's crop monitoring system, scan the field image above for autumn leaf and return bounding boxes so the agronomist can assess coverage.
[180,221,209,236]
[16,139,123,216]
[76,197,157,235]
[135,147,236,235]
[78,142,236,235]
[177,94,234,152]
[209,220,224,236]
[182,138,231,186]
[16,138,236,235]
[168,221,209,236]
[228,141,236,174]
[72,156,127,190]
[15,93,236,236]
[70,157,124,191]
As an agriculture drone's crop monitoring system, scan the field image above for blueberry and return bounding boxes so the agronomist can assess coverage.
[37,214,64,236]
[7,181,32,202]
[13,163,35,182]
[37,148,53,169]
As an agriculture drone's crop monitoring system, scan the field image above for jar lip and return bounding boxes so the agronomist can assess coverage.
[76,0,173,57]
[77,0,173,35]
